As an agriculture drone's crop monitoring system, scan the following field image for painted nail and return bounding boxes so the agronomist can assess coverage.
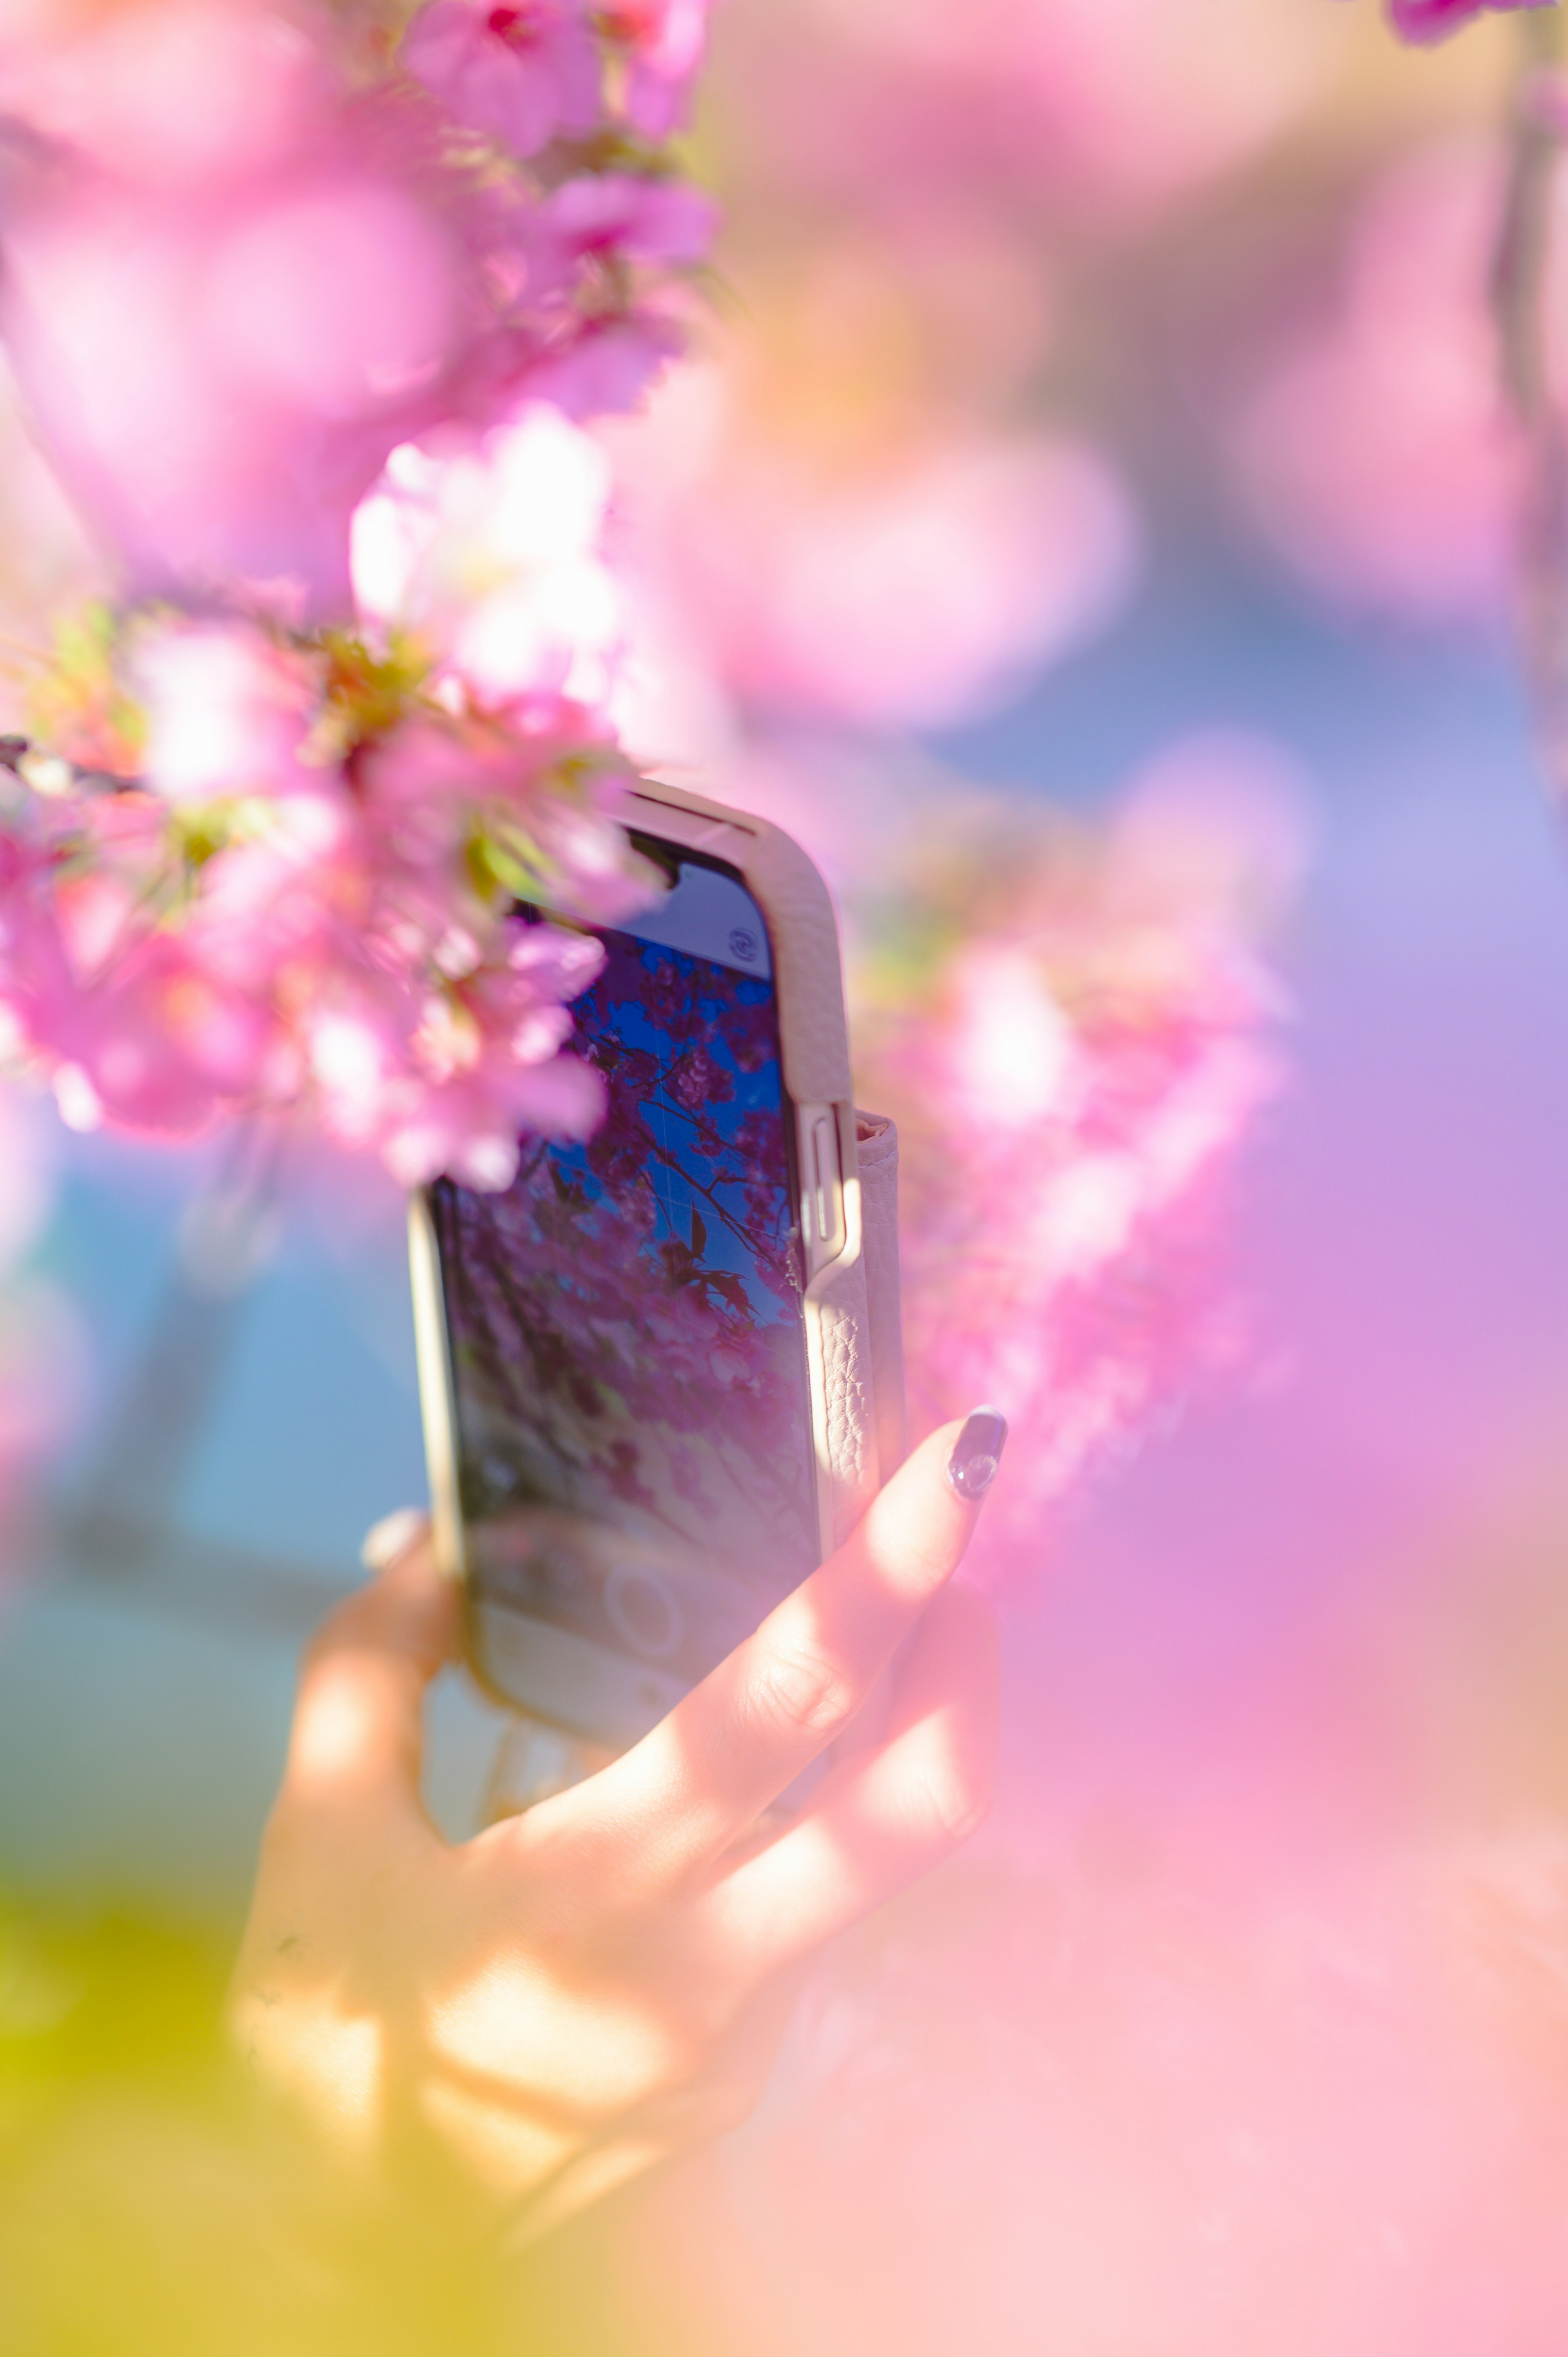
[947,1406,1008,1502]
[360,1506,428,1573]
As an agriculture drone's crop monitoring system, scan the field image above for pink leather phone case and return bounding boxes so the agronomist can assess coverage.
[855,1108,907,1484]
[411,782,909,1645]
[621,780,906,1553]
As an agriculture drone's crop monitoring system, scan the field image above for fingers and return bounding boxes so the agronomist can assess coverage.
[580,1414,1004,1878]
[281,1510,457,1817]
[698,1581,999,1977]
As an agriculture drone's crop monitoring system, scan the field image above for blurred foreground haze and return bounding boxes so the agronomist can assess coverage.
[12,3,1568,2350]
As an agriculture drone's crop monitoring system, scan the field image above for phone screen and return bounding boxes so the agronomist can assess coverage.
[430,852,819,1743]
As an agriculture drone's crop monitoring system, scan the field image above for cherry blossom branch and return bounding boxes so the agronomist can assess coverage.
[0,0,718,1191]
[1492,7,1568,794]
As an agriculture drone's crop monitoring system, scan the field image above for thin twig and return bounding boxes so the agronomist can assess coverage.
[1492,8,1568,794]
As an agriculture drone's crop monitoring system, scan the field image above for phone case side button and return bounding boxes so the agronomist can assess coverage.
[809,1112,844,1267]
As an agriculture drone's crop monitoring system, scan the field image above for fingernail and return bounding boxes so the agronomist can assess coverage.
[361,1506,428,1573]
[947,1407,1008,1502]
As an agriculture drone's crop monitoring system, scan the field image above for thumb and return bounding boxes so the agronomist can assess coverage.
[282,1510,456,1815]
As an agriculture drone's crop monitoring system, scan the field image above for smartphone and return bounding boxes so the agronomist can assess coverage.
[410,783,876,1751]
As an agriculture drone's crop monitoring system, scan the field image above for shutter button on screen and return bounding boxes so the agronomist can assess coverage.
[604,1561,683,1659]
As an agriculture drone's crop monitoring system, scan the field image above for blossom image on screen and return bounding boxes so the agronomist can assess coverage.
[433,915,815,1681]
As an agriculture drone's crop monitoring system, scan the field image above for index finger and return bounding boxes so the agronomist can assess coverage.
[579,1410,1007,1880]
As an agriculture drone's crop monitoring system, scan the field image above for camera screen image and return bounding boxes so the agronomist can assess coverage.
[431,857,817,1715]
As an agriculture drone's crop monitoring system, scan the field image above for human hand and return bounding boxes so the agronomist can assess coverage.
[229,1415,1003,2237]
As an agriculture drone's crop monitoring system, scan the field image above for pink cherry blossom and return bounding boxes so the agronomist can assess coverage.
[0,609,659,1176]
[848,734,1306,1546]
[133,620,323,805]
[519,172,718,418]
[400,0,602,157]
[359,694,661,926]
[1388,0,1548,41]
[0,17,713,623]
[298,927,608,1191]
[530,310,686,421]
[0,108,470,618]
[351,409,624,705]
[601,0,711,138]
[541,172,719,270]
